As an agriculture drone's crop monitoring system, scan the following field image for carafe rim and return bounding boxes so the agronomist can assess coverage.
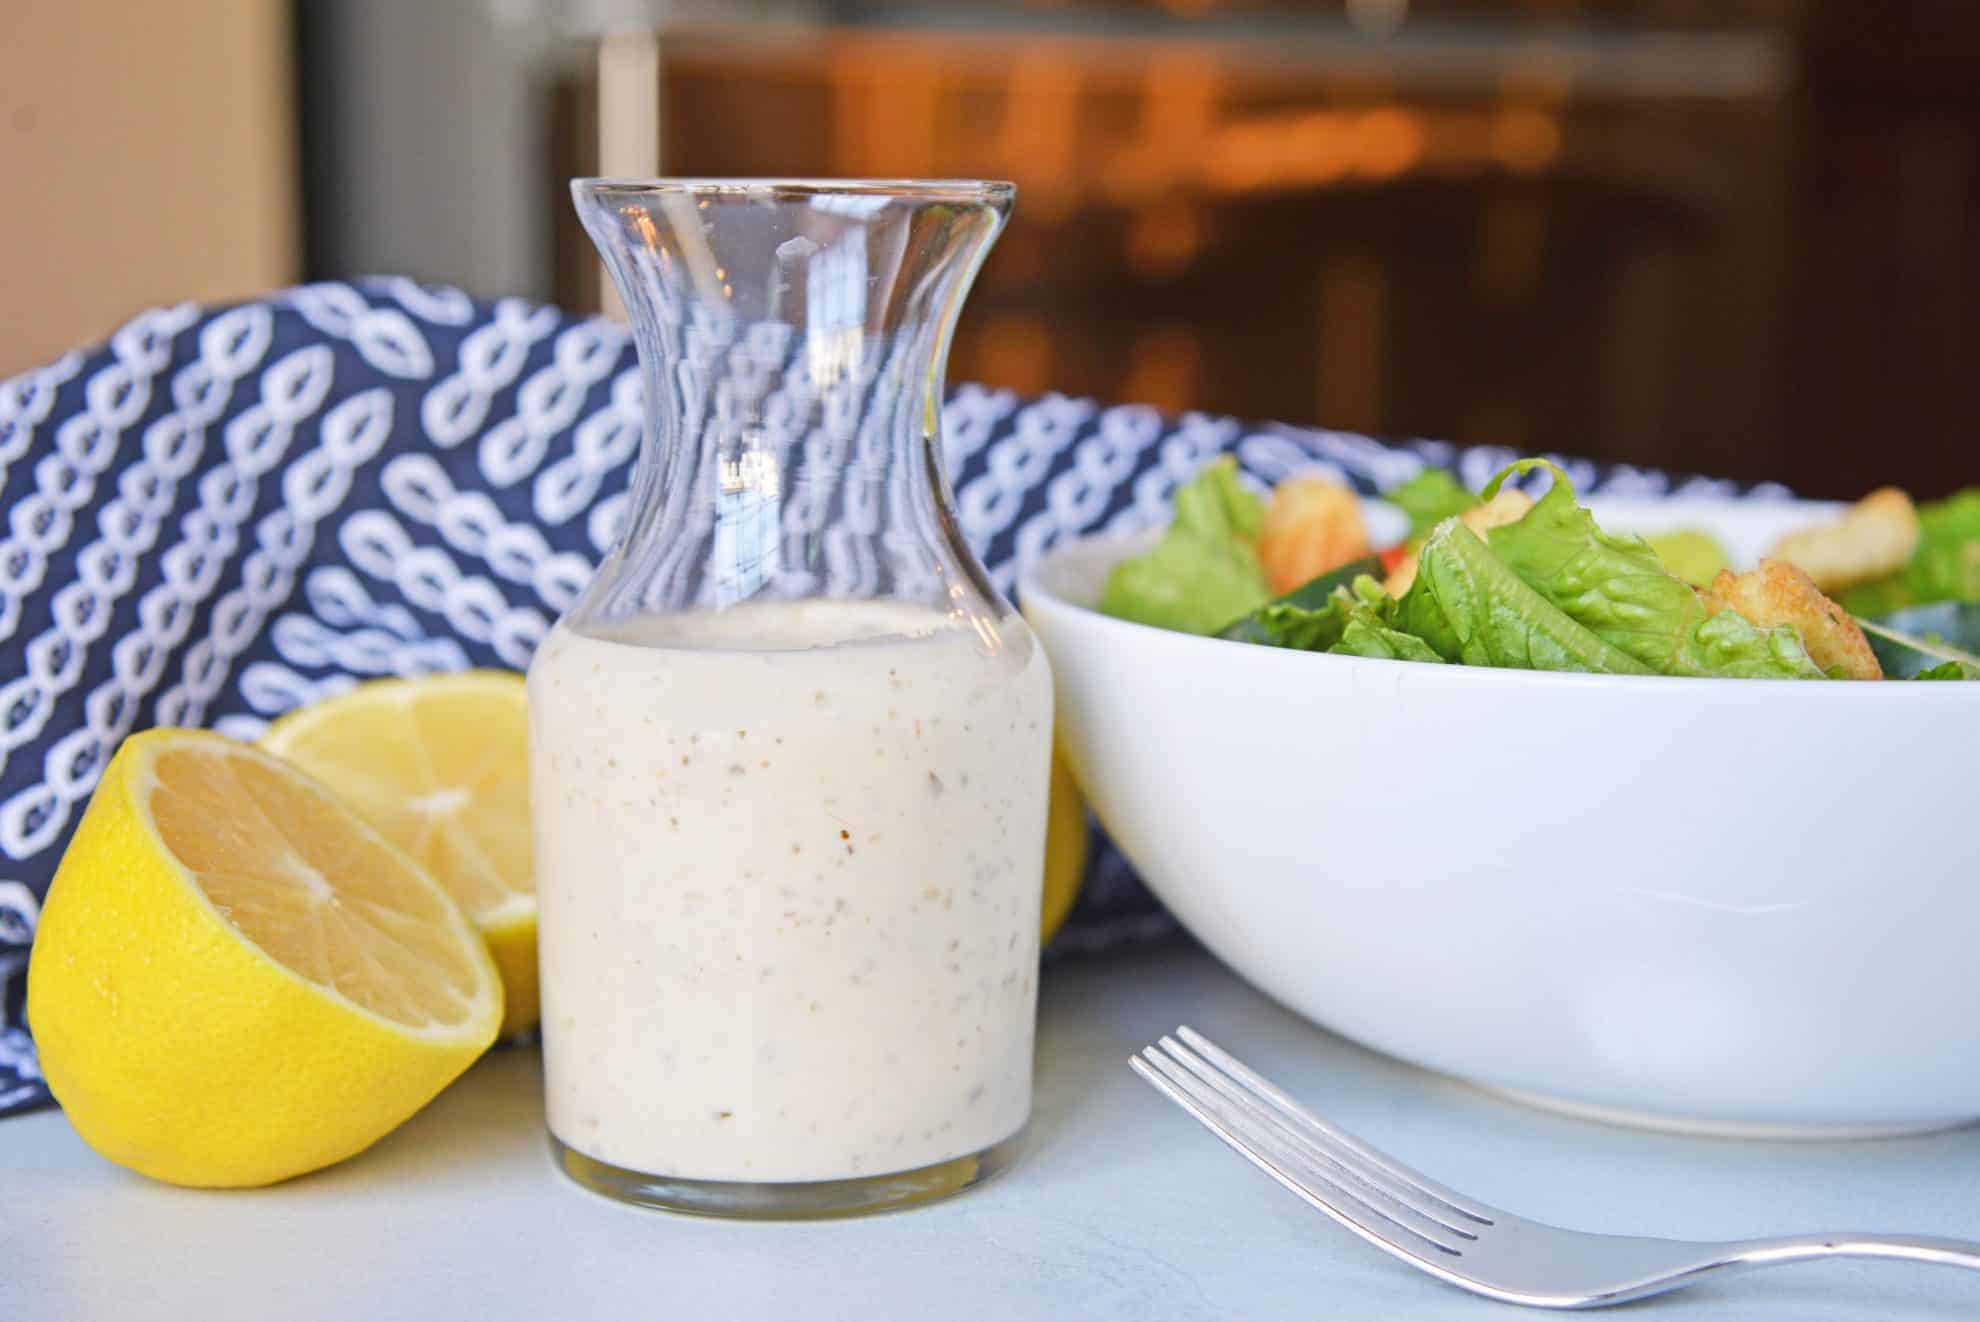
[572,177,1015,206]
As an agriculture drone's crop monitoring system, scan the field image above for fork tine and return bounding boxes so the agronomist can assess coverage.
[1132,1047,1465,1262]
[1153,1036,1480,1240]
[1175,1026,1495,1225]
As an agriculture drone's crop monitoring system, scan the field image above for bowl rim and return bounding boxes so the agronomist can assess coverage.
[1020,527,1980,701]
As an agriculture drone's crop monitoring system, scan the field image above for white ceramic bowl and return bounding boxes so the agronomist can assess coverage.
[1021,498,1978,1137]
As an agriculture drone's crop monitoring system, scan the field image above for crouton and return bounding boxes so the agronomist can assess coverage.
[1256,477,1373,594]
[1768,487,1920,593]
[1702,558,1883,680]
[1383,488,1535,597]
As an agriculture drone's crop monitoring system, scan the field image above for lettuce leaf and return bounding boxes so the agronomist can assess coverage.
[1840,488,1980,615]
[1232,478,1823,679]
[1395,519,1654,673]
[1243,573,1446,663]
[1386,468,1478,540]
[1899,488,1980,602]
[1682,610,1835,679]
[1248,598,1350,651]
[1857,615,1980,680]
[1332,610,1447,663]
[1839,577,1913,618]
[1644,529,1729,588]
[1481,460,1824,679]
[1099,458,1269,635]
[1219,555,1382,646]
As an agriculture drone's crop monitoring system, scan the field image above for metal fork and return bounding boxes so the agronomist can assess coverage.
[1131,1028,1980,1310]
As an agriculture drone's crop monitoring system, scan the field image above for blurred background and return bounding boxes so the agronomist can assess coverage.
[1,0,1974,496]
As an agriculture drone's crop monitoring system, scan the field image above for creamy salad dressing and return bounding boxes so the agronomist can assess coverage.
[529,600,1052,1183]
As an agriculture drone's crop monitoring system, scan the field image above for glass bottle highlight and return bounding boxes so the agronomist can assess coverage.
[530,179,1051,1216]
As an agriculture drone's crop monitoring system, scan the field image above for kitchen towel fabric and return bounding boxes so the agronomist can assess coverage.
[0,280,1792,1117]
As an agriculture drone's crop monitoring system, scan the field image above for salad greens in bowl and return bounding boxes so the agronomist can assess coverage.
[1021,456,1978,1136]
[1102,457,1979,681]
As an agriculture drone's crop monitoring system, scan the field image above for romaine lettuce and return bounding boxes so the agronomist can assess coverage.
[1246,573,1445,663]
[1840,488,1980,615]
[1386,468,1478,541]
[1396,519,1653,673]
[1332,610,1447,663]
[1248,598,1350,652]
[1482,460,1823,679]
[1644,529,1729,588]
[1099,458,1269,635]
[1856,615,1980,680]
[1219,555,1381,646]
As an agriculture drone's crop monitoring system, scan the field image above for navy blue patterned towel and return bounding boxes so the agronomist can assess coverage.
[0,280,1793,1118]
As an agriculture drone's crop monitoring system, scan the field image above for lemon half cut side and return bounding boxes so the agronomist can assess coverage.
[260,671,537,1036]
[28,729,503,1188]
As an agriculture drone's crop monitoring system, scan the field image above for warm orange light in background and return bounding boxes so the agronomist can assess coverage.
[1491,107,1564,173]
[1125,203,1206,277]
[974,312,1055,397]
[1315,252,1387,435]
[1357,107,1427,180]
[622,8,1977,500]
[1205,107,1430,194]
[1102,50,1223,204]
[790,28,1563,217]
[996,53,1084,223]
[728,23,1584,451]
[1475,193,1550,302]
[831,40,949,179]
[1121,324,1203,415]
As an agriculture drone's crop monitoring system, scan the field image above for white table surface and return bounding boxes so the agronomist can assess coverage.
[4,938,1977,1321]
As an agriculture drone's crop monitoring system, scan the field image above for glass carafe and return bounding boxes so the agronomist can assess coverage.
[531,179,1051,1217]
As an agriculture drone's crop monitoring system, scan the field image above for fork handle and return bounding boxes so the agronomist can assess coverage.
[1600,1234,1980,1309]
[1727,1233,1980,1274]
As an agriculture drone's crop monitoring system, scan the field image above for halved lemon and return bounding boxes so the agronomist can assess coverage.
[260,671,537,1036]
[28,729,502,1187]
[1041,741,1087,945]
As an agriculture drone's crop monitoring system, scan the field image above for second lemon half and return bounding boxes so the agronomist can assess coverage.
[262,671,538,1037]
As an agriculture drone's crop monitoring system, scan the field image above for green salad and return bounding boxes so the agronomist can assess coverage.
[1839,489,1980,617]
[1097,458,1267,635]
[1101,459,1979,682]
